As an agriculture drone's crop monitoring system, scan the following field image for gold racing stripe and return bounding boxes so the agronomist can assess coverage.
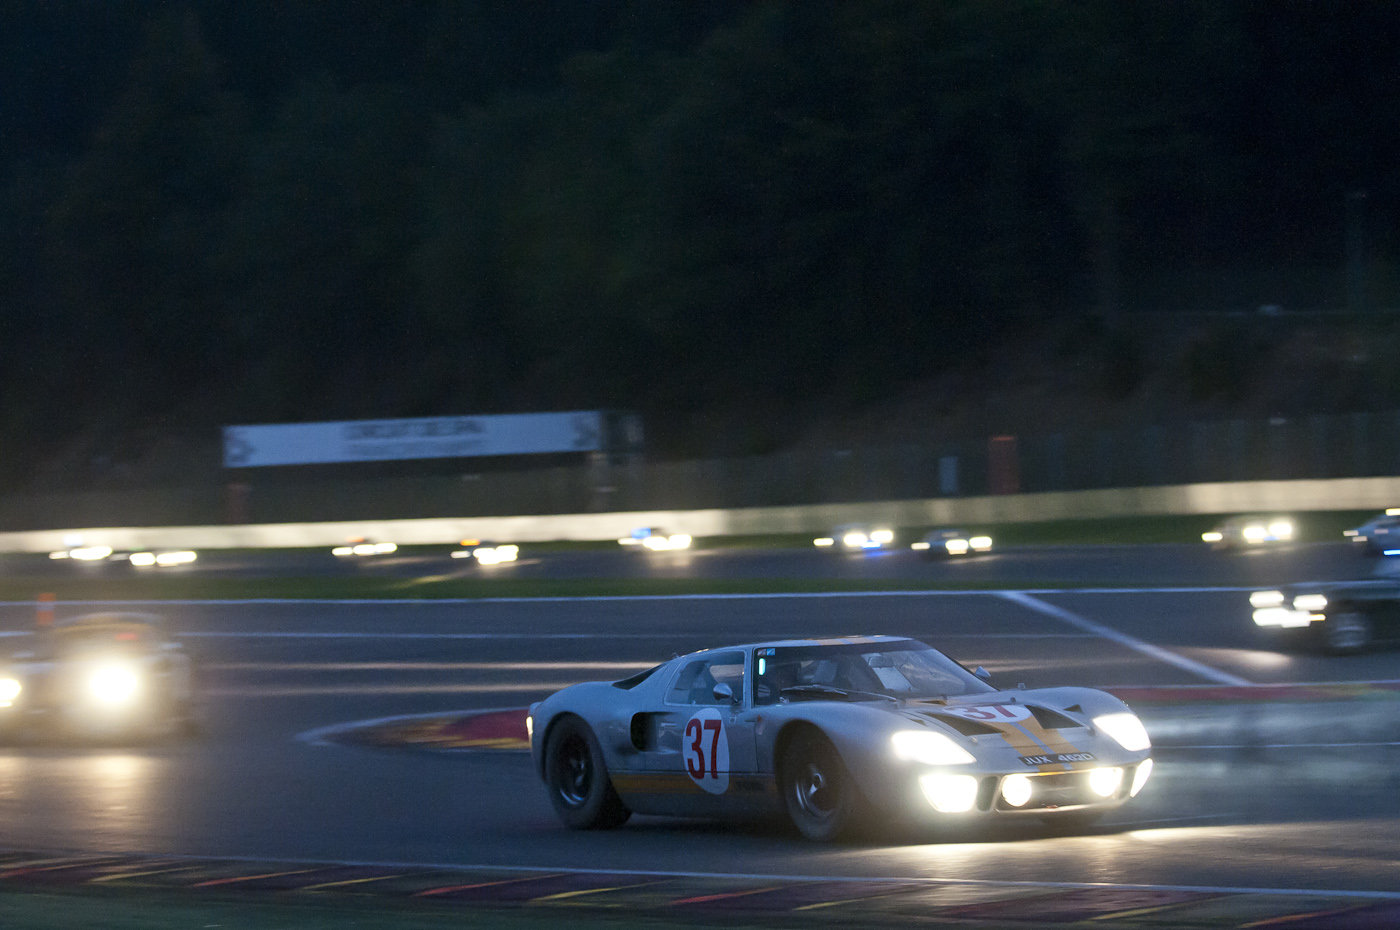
[611,772,705,796]
[982,722,1062,774]
[1015,716,1089,770]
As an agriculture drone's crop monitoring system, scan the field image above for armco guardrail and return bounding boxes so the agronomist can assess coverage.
[3,476,1399,553]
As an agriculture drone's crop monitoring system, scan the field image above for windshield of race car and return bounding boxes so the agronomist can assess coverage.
[752,640,994,705]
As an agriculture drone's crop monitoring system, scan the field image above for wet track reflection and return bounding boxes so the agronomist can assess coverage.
[0,550,1396,908]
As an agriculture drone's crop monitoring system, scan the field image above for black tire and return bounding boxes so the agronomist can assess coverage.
[1321,610,1372,655]
[543,716,630,830]
[780,730,862,842]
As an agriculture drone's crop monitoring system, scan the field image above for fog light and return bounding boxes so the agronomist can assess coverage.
[1088,767,1123,798]
[1001,774,1032,807]
[919,774,979,813]
[1130,758,1153,797]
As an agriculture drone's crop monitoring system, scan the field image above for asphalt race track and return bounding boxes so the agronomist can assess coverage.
[1,541,1398,925]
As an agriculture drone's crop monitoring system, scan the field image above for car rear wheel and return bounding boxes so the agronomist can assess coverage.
[780,730,862,842]
[543,716,630,830]
[1322,610,1372,655]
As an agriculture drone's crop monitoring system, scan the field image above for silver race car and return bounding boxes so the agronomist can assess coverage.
[528,636,1152,841]
[0,612,198,742]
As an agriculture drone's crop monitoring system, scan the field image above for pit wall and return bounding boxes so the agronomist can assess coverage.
[3,476,1398,553]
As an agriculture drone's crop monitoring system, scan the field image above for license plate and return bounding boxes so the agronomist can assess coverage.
[1019,752,1096,765]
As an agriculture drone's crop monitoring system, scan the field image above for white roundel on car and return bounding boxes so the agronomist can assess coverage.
[942,702,1034,723]
[682,708,730,794]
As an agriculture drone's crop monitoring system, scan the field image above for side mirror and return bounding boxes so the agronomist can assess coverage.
[973,666,991,680]
[712,682,735,704]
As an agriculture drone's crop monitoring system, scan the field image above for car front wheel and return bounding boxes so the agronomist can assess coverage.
[1322,610,1372,655]
[543,716,630,830]
[780,730,862,841]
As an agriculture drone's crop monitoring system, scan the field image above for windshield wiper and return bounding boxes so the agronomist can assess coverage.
[780,684,897,703]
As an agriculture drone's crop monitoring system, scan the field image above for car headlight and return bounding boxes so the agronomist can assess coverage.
[945,539,969,554]
[1093,713,1151,752]
[0,678,20,704]
[1293,593,1327,611]
[814,537,835,547]
[891,730,976,765]
[969,536,993,550]
[1130,758,1154,797]
[87,664,141,705]
[1202,531,1224,543]
[1243,525,1268,542]
[1001,773,1033,807]
[919,774,979,812]
[1250,590,1285,608]
[869,529,894,545]
[1269,521,1293,539]
[842,532,868,548]
[1088,766,1124,798]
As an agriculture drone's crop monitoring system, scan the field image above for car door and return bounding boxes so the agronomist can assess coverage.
[629,650,762,816]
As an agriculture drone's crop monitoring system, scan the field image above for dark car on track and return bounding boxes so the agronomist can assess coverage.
[1202,515,1295,550]
[911,528,994,558]
[0,612,199,741]
[1250,577,1400,654]
[1343,511,1400,555]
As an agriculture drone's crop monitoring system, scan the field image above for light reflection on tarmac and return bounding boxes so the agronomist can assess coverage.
[0,547,1395,900]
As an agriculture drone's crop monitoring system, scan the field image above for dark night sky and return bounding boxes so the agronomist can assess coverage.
[1,1,1398,486]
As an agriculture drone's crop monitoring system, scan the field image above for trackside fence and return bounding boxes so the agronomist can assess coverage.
[3,412,1400,531]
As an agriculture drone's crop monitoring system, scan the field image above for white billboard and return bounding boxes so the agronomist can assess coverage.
[223,411,604,468]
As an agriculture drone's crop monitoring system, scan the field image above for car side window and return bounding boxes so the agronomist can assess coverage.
[665,651,745,705]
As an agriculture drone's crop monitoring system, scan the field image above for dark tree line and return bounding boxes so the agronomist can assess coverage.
[0,1,1398,487]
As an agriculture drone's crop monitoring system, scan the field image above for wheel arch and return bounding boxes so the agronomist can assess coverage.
[772,719,833,789]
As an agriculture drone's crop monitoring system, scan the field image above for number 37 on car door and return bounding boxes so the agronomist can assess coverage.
[683,708,729,794]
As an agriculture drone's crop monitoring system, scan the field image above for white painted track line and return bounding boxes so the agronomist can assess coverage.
[998,591,1251,686]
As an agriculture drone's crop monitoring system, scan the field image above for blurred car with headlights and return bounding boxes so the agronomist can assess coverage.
[331,537,398,557]
[1343,510,1400,555]
[813,524,897,552]
[450,538,520,565]
[0,612,198,741]
[618,527,692,551]
[49,546,198,569]
[1251,555,1400,654]
[1201,515,1295,550]
[528,635,1152,841]
[911,528,993,558]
